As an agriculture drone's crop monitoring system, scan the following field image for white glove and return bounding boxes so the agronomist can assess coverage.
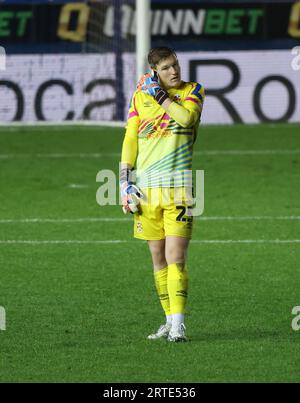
[121,183,144,214]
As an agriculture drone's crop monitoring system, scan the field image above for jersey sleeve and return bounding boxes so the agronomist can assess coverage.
[167,83,205,128]
[121,92,140,166]
[183,83,205,118]
[125,91,140,138]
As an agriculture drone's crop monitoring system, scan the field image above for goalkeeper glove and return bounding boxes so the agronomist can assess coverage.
[120,168,143,214]
[137,72,169,105]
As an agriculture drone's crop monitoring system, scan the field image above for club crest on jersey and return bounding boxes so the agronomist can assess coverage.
[173,94,181,102]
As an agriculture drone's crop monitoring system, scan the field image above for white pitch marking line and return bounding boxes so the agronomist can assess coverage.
[0,120,126,128]
[68,184,89,189]
[191,240,300,244]
[0,240,128,244]
[0,239,299,245]
[195,150,300,156]
[0,216,299,224]
[0,217,132,223]
[0,150,300,159]
[198,216,300,221]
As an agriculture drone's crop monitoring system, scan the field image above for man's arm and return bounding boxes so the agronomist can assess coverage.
[121,92,139,167]
[120,93,142,213]
[121,135,137,169]
[161,99,198,128]
[138,74,204,128]
[159,85,205,128]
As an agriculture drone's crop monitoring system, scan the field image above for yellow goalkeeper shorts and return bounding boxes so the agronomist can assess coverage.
[133,187,194,240]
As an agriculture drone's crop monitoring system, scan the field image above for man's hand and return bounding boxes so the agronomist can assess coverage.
[137,72,169,105]
[120,167,143,214]
[121,183,144,214]
[137,72,160,96]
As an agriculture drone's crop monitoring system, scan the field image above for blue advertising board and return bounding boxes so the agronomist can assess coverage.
[0,1,299,54]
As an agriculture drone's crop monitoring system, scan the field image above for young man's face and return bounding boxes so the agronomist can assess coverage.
[154,54,181,90]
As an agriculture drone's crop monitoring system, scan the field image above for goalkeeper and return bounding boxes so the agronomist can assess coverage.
[120,47,205,342]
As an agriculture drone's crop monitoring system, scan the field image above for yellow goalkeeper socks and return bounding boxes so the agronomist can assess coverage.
[154,266,171,316]
[167,263,188,315]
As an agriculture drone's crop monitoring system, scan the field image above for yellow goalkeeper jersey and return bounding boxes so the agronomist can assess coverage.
[123,81,205,188]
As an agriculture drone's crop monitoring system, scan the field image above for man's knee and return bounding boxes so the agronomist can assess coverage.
[153,249,166,264]
[166,249,186,264]
[165,237,189,264]
[148,240,167,269]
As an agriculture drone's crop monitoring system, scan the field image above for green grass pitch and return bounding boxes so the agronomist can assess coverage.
[0,123,299,382]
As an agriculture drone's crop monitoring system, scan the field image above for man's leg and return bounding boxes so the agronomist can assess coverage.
[148,239,167,271]
[165,235,189,341]
[147,240,172,339]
